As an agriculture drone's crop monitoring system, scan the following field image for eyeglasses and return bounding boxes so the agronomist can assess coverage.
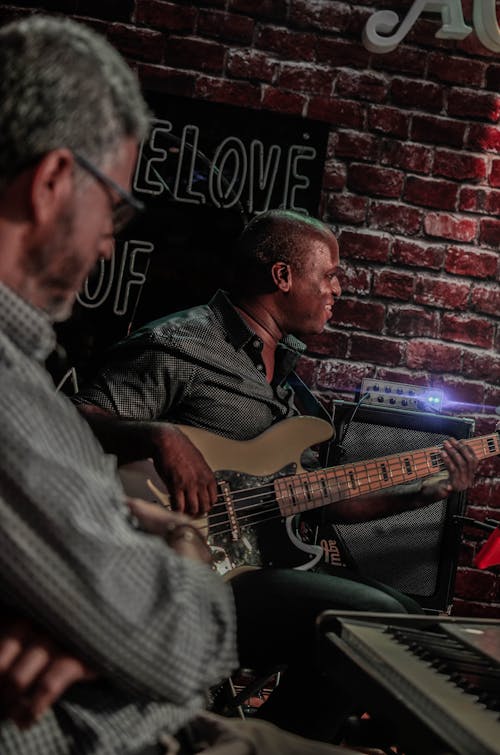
[73,151,145,235]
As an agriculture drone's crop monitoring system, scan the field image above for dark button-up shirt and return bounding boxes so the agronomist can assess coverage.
[76,290,308,441]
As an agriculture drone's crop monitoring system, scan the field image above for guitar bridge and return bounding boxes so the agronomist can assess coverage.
[219,480,241,541]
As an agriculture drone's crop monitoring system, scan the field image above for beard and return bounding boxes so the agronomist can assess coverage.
[22,196,91,322]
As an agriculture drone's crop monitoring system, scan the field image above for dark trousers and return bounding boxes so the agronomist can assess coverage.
[230,567,421,741]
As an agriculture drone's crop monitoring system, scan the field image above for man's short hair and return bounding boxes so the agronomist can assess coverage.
[230,209,337,296]
[0,15,150,192]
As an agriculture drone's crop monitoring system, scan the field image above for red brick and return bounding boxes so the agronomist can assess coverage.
[373,270,415,301]
[77,0,133,21]
[486,64,500,91]
[135,0,196,31]
[392,239,444,270]
[198,9,254,43]
[261,86,306,115]
[277,63,333,95]
[485,385,500,415]
[467,124,500,154]
[347,164,404,199]
[334,131,378,161]
[316,359,370,393]
[226,49,275,83]
[289,0,351,33]
[106,23,164,63]
[369,202,422,236]
[331,298,385,331]
[440,377,486,413]
[412,115,466,148]
[137,63,196,96]
[448,88,500,123]
[404,177,458,211]
[424,213,477,243]
[445,248,498,278]
[457,540,477,568]
[372,45,426,77]
[459,187,491,214]
[407,340,462,372]
[429,52,485,87]
[165,36,226,73]
[350,334,404,367]
[414,277,470,310]
[479,218,500,248]
[452,598,500,619]
[307,97,363,128]
[453,568,497,601]
[302,328,350,358]
[434,149,487,182]
[406,17,453,50]
[468,479,498,508]
[336,70,387,103]
[386,306,439,339]
[339,230,391,263]
[462,349,500,382]
[380,139,433,174]
[375,369,429,388]
[367,106,409,139]
[337,264,372,295]
[255,25,316,61]
[322,160,346,191]
[194,76,261,108]
[489,159,500,187]
[325,194,367,224]
[390,77,442,111]
[228,0,287,20]
[315,37,370,68]
[471,284,500,316]
[441,314,494,349]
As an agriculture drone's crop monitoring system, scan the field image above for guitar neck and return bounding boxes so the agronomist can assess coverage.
[276,433,500,517]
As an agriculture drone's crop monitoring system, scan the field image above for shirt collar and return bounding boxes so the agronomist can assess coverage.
[208,289,307,357]
[0,282,56,362]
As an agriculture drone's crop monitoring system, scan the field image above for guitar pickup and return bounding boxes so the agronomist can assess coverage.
[219,480,241,541]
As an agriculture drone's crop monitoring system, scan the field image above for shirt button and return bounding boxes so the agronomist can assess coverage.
[256,364,264,371]
[253,339,261,349]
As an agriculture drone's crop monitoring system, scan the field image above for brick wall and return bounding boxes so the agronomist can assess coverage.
[2,0,498,615]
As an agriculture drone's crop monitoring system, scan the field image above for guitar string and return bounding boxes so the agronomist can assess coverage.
[204,432,497,522]
[204,455,449,520]
[151,436,494,536]
[198,436,496,539]
[204,463,451,533]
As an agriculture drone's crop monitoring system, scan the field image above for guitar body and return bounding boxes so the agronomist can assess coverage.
[119,416,334,576]
[120,417,500,578]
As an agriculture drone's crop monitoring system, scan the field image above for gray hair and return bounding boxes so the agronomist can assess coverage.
[0,15,150,192]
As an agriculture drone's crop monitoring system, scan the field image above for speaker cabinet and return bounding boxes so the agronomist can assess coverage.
[327,401,475,612]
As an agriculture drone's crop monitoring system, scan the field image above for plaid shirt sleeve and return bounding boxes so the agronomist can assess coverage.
[0,363,237,703]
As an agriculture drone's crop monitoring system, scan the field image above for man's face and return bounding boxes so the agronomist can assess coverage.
[284,236,341,336]
[35,138,138,321]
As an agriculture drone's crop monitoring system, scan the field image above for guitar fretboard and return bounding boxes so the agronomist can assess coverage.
[275,433,499,516]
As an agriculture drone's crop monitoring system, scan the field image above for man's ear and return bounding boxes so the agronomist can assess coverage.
[271,261,292,292]
[30,148,75,226]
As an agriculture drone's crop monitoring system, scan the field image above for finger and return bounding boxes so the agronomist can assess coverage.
[183,487,200,517]
[4,644,52,696]
[207,476,218,508]
[0,620,32,674]
[128,499,190,533]
[197,485,212,515]
[30,657,95,721]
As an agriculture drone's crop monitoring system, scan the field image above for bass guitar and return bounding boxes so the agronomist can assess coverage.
[119,416,499,576]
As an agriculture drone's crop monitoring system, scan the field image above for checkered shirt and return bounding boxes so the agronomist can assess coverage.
[75,290,305,440]
[0,283,237,755]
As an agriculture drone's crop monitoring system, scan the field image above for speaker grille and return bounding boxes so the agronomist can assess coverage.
[329,402,474,611]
